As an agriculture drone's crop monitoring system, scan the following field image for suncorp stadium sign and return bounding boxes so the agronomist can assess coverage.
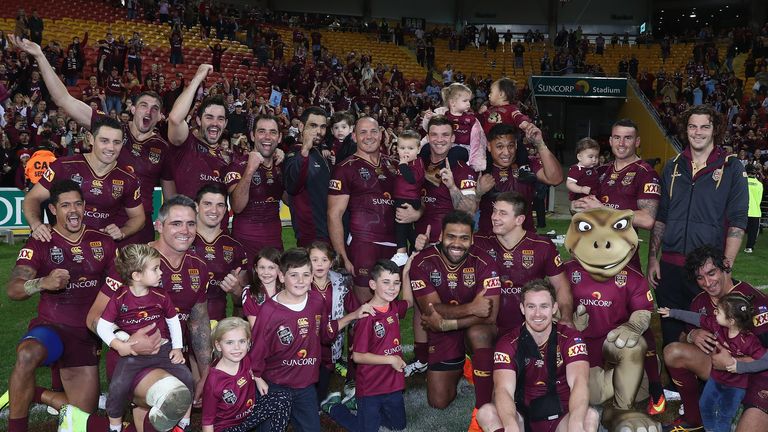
[530,76,627,99]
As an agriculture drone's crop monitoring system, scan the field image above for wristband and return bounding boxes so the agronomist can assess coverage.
[440,319,458,332]
[115,330,130,342]
[686,330,696,344]
[23,278,44,295]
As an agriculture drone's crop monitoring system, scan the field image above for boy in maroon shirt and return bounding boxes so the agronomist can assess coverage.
[391,130,426,266]
[324,259,413,431]
[249,248,374,432]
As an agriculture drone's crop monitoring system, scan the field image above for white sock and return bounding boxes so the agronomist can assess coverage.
[178,418,190,429]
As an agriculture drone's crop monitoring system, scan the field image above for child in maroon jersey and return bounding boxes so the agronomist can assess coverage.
[391,131,426,266]
[202,317,291,432]
[242,247,282,329]
[423,83,487,171]
[96,244,193,432]
[323,259,411,432]
[566,137,601,201]
[660,293,767,432]
[309,242,350,404]
[322,111,356,165]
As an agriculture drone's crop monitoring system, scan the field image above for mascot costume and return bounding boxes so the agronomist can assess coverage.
[563,207,660,432]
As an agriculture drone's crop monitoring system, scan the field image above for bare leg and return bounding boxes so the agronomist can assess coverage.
[9,340,47,419]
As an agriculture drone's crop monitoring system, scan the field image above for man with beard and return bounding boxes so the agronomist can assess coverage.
[10,35,176,244]
[23,117,145,243]
[407,210,501,428]
[475,124,562,235]
[474,191,573,335]
[328,116,398,303]
[283,106,330,247]
[191,184,249,321]
[6,180,116,432]
[167,64,231,200]
[661,246,768,432]
[225,115,285,259]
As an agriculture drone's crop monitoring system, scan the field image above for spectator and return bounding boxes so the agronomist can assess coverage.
[169,27,184,65]
[27,10,43,45]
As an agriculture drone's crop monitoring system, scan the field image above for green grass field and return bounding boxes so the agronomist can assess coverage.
[2,220,768,430]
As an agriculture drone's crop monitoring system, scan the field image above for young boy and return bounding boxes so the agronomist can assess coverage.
[323,110,356,165]
[323,259,412,432]
[249,248,373,432]
[566,137,601,201]
[391,130,425,266]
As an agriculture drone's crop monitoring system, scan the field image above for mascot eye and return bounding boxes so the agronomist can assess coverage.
[577,221,592,232]
[613,218,629,230]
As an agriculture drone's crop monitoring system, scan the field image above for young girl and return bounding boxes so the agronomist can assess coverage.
[242,247,282,329]
[660,293,767,432]
[391,130,425,266]
[96,244,194,432]
[201,317,291,432]
[308,242,351,405]
[422,82,487,171]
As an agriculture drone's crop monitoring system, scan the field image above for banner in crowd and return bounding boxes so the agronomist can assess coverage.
[0,188,293,230]
[530,76,628,99]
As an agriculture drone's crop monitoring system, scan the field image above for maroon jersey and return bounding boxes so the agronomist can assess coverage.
[474,233,563,334]
[415,159,477,243]
[249,291,340,388]
[37,155,142,230]
[101,285,176,340]
[696,314,765,388]
[563,260,654,367]
[101,252,208,343]
[493,324,588,411]
[90,109,173,216]
[477,159,542,235]
[480,103,530,135]
[202,355,259,432]
[689,281,768,339]
[328,155,398,243]
[567,164,600,201]
[82,85,102,104]
[410,245,501,363]
[242,285,268,325]
[105,76,122,97]
[445,111,478,146]
[353,300,408,397]
[169,133,230,199]
[190,233,248,319]
[223,156,284,252]
[596,160,660,211]
[394,158,425,201]
[16,228,116,327]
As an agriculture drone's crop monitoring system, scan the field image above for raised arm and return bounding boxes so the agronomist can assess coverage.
[530,127,564,185]
[167,64,213,146]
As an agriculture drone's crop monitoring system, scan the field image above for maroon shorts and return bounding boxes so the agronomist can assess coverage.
[232,226,284,262]
[347,237,396,287]
[530,414,565,432]
[27,318,101,368]
[743,372,768,414]
[427,330,466,365]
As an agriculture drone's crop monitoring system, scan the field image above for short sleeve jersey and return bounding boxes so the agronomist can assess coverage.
[409,245,501,363]
[474,233,563,334]
[698,314,765,388]
[493,324,588,410]
[249,290,340,388]
[480,103,531,135]
[101,285,175,340]
[477,160,542,235]
[224,155,284,243]
[90,109,173,215]
[16,228,116,327]
[353,300,408,397]
[567,164,601,201]
[446,111,478,146]
[393,158,426,202]
[168,133,230,198]
[201,355,259,432]
[101,251,208,344]
[37,155,142,230]
[689,281,768,341]
[563,260,653,367]
[328,155,398,243]
[190,233,248,302]
[596,160,660,211]
[241,286,268,325]
[415,159,477,243]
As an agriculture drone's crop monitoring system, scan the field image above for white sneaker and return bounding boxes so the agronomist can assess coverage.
[404,360,428,377]
[391,252,409,267]
[98,392,107,410]
[744,248,753,254]
[47,405,59,416]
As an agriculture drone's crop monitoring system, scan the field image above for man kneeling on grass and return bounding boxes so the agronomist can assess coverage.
[477,279,599,432]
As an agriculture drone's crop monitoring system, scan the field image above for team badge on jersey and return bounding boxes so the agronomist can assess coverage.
[222,389,237,405]
[359,167,371,181]
[252,171,262,185]
[255,291,266,305]
[571,270,582,284]
[49,246,64,264]
[189,269,201,291]
[713,169,722,182]
[615,272,627,287]
[430,269,442,287]
[621,172,636,186]
[112,184,123,199]
[149,148,161,164]
[522,250,534,269]
[463,267,475,287]
[71,173,83,186]
[374,321,385,338]
[91,242,104,261]
[223,246,234,264]
[277,325,294,345]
